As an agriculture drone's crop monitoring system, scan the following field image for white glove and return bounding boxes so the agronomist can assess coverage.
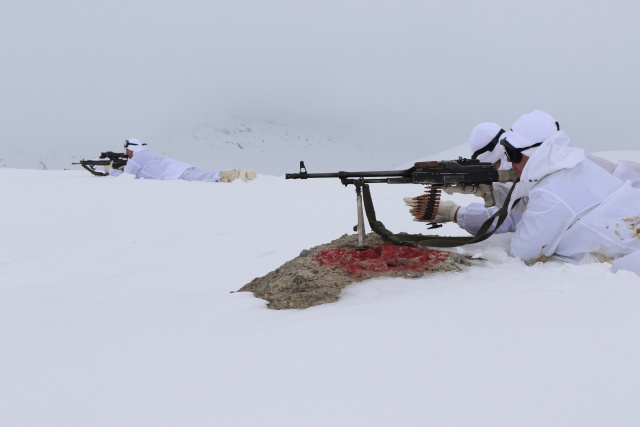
[404,196,459,223]
[104,161,113,174]
[435,201,460,223]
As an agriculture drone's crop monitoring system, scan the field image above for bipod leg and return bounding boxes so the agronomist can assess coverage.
[354,179,368,250]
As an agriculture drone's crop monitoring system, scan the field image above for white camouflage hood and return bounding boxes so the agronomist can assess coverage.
[125,138,148,154]
[509,130,586,206]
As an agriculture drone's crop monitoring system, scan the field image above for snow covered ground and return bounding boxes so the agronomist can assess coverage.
[2,147,640,426]
[3,1,639,423]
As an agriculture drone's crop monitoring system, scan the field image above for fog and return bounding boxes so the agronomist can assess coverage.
[1,0,639,170]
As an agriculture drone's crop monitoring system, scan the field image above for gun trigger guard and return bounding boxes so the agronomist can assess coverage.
[464,184,477,194]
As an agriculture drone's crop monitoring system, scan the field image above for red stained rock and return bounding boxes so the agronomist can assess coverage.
[316,243,453,277]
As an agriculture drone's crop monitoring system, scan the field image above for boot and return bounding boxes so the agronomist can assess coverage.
[219,169,257,183]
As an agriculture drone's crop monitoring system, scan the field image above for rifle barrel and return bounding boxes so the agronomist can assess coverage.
[285,169,410,179]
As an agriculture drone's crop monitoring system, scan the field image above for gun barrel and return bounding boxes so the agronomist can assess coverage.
[285,169,410,180]
[75,160,111,165]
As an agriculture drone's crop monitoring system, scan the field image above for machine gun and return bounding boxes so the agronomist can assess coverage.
[286,159,517,248]
[72,152,128,176]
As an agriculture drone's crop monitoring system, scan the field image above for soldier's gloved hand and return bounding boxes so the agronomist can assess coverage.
[103,161,113,174]
[404,196,459,223]
[435,201,460,223]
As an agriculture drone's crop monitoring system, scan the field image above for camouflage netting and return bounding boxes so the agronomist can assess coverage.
[238,232,472,309]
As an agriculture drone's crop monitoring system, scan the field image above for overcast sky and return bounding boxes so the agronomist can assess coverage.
[1,0,639,168]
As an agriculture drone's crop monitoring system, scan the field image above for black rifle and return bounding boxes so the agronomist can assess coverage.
[286,159,517,248]
[72,152,128,176]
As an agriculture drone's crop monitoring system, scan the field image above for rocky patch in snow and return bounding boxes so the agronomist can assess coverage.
[239,233,471,309]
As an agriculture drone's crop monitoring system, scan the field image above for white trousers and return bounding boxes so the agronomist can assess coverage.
[178,167,221,182]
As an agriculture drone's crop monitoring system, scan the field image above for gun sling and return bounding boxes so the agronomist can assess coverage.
[360,180,519,248]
